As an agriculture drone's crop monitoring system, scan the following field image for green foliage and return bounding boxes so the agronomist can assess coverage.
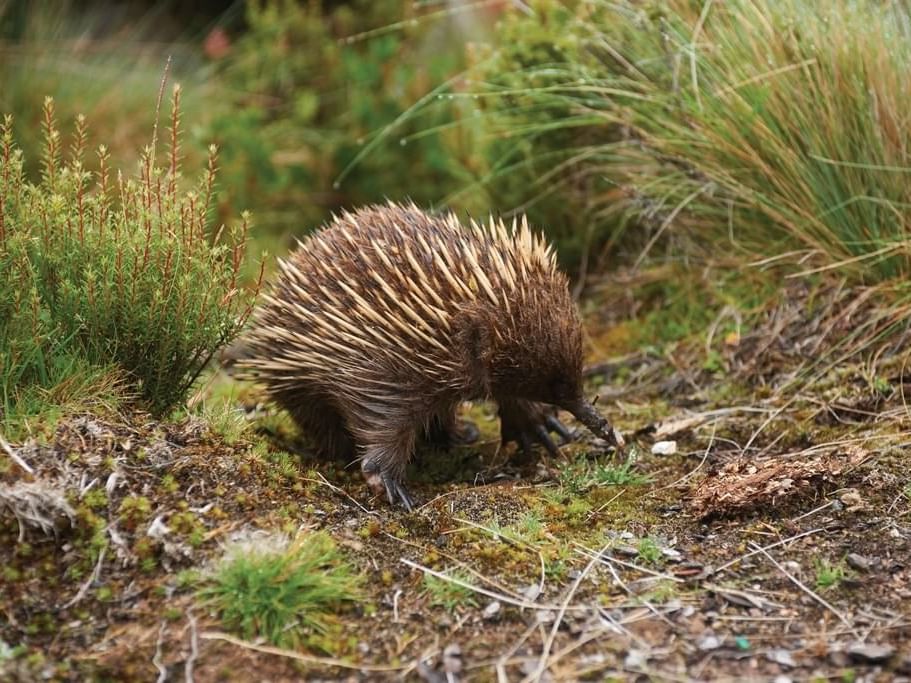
[814,558,847,590]
[636,537,662,566]
[464,0,622,269]
[422,569,478,613]
[199,531,361,648]
[207,0,475,237]
[0,94,259,423]
[558,453,651,494]
[473,0,911,280]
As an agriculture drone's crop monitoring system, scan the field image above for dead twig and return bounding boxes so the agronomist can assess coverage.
[524,542,610,683]
[62,543,107,609]
[153,621,168,683]
[712,527,823,576]
[750,541,860,638]
[0,432,34,475]
[185,608,198,683]
[199,631,410,672]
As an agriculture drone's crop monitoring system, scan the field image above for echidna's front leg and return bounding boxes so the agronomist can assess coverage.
[497,397,573,459]
[357,425,418,511]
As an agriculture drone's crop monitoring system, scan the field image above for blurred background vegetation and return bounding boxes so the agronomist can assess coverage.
[3,0,911,427]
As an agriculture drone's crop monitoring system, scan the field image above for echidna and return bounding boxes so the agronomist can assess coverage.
[237,202,623,510]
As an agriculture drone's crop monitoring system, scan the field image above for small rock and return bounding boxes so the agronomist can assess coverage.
[624,648,648,669]
[443,643,463,675]
[839,489,863,507]
[846,642,895,664]
[482,601,501,619]
[768,649,797,668]
[660,547,682,561]
[147,515,171,539]
[651,441,677,455]
[357,641,371,655]
[782,560,802,576]
[536,610,556,624]
[522,584,542,602]
[846,553,871,572]
[773,677,793,683]
[698,634,722,651]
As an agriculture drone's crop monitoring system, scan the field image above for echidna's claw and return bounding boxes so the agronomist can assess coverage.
[545,415,573,443]
[383,474,416,512]
[534,424,560,457]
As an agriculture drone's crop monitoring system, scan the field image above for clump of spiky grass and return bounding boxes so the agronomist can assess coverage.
[475,0,911,280]
[0,89,261,422]
[198,531,361,648]
[422,569,478,613]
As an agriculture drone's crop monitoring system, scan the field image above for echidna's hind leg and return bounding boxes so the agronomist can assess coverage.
[423,406,480,449]
[355,418,419,511]
[275,389,356,462]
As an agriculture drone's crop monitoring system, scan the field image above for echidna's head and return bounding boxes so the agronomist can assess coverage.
[481,303,616,443]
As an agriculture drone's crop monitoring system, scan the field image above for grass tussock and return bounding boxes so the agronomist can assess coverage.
[199,531,361,649]
[476,0,911,280]
[0,90,260,427]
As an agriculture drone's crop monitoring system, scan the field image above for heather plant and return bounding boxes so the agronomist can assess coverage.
[0,90,260,422]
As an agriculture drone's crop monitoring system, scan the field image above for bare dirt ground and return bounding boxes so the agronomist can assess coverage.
[2,281,911,682]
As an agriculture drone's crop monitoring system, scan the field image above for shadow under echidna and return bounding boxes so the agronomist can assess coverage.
[237,202,624,510]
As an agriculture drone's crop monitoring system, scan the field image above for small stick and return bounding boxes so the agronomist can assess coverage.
[0,432,34,475]
[62,544,107,609]
[750,541,859,638]
[712,527,823,576]
[524,542,609,683]
[199,631,409,672]
[185,608,198,683]
[153,620,168,683]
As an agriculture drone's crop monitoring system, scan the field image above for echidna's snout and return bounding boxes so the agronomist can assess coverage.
[562,397,625,449]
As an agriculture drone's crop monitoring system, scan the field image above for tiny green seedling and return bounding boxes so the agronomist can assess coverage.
[422,570,478,612]
[636,537,663,566]
[814,558,847,590]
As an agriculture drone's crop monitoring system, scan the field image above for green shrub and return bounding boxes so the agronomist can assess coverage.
[474,0,911,280]
[199,531,361,648]
[0,92,259,421]
[206,0,477,238]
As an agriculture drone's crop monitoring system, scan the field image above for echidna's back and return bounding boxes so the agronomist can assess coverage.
[239,202,563,393]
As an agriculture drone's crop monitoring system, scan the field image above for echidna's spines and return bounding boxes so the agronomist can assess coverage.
[236,201,605,510]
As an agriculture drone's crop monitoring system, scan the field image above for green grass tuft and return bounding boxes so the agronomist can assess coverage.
[422,569,478,613]
[558,453,651,495]
[472,0,911,280]
[199,531,361,649]
[814,558,847,590]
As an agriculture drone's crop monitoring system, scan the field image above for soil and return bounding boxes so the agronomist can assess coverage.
[2,281,911,682]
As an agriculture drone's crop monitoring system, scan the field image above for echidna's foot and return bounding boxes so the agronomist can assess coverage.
[362,460,416,511]
[498,398,571,460]
[424,417,480,448]
[450,418,480,445]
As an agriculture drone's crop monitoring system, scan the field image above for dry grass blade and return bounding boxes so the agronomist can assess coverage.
[0,432,34,474]
[750,542,860,638]
[198,631,410,673]
[0,480,76,541]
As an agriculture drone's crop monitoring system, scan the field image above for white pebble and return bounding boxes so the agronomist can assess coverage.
[651,440,678,455]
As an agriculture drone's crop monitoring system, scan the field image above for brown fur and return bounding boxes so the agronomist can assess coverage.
[237,202,617,509]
